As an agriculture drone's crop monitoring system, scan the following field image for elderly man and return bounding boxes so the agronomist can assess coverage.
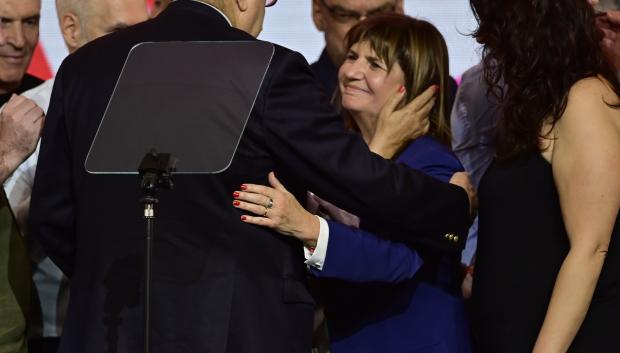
[0,1,45,353]
[3,1,147,352]
[29,1,472,352]
[0,0,42,106]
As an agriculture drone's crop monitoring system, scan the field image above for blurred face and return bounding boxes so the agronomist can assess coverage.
[312,0,402,67]
[338,41,404,118]
[81,0,148,44]
[0,0,40,94]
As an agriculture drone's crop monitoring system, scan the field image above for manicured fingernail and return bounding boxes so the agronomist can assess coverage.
[432,85,439,93]
[233,200,240,206]
[240,184,247,191]
[233,191,240,198]
[398,85,405,93]
[240,215,247,221]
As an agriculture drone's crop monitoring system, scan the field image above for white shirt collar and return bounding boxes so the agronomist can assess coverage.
[186,0,232,26]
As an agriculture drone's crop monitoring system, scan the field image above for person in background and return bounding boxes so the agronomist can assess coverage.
[0,1,44,352]
[470,0,620,352]
[234,14,472,353]
[0,0,42,106]
[3,1,147,352]
[592,0,620,74]
[449,62,503,298]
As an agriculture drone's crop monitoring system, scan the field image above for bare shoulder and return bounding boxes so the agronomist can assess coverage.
[561,77,620,134]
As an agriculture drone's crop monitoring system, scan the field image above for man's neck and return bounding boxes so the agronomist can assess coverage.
[193,0,233,26]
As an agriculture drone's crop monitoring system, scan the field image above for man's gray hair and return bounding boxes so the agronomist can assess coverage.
[55,0,89,22]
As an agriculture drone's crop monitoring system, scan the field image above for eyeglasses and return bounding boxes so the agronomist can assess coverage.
[265,0,278,7]
[319,0,397,25]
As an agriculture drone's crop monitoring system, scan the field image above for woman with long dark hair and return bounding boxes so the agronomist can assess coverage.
[470,1,620,352]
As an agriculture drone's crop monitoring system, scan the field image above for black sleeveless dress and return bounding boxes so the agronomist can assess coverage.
[472,153,620,353]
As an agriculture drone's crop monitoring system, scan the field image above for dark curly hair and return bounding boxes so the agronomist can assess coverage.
[470,0,620,159]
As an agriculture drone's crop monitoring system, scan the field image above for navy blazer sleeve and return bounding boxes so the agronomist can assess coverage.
[311,137,464,283]
[311,220,424,283]
[259,49,469,254]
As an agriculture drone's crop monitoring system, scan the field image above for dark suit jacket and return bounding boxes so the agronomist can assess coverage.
[313,137,471,353]
[28,2,469,352]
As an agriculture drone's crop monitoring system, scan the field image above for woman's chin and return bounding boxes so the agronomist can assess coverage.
[341,100,367,115]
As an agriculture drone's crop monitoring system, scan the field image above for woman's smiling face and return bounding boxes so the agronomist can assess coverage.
[338,40,405,118]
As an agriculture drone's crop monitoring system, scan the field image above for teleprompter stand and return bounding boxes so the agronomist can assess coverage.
[138,149,176,353]
[85,41,274,353]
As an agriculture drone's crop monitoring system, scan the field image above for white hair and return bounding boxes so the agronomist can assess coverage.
[55,0,92,23]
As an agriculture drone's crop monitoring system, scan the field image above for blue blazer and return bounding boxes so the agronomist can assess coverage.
[312,136,472,353]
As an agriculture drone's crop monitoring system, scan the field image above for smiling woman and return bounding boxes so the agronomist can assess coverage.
[339,14,452,147]
[234,13,472,353]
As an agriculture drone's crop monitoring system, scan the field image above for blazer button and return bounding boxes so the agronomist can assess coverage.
[453,235,459,243]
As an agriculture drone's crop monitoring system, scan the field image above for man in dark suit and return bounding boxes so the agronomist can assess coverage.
[28,1,472,352]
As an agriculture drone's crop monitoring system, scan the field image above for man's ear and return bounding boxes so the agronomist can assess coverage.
[312,0,326,31]
[395,0,404,14]
[60,12,82,52]
[236,0,249,12]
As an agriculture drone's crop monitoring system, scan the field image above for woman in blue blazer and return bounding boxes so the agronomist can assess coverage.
[234,14,472,353]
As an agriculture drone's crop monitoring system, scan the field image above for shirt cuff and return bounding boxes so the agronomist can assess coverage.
[304,216,329,270]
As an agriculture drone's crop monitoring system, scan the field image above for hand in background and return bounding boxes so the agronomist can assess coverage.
[369,85,437,159]
[0,95,45,182]
[234,172,320,247]
[449,171,478,218]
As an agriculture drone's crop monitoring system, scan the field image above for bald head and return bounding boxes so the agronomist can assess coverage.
[56,0,148,53]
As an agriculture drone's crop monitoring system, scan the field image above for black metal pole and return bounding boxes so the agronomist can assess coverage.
[144,202,155,353]
[138,150,175,353]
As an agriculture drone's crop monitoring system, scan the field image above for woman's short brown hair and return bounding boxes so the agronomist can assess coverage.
[345,13,452,145]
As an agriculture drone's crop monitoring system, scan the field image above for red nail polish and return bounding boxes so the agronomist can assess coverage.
[233,200,240,206]
[233,191,239,198]
[240,215,246,221]
[398,85,405,93]
[432,85,439,93]
[240,184,247,191]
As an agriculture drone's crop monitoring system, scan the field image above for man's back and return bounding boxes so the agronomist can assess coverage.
[31,3,316,352]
